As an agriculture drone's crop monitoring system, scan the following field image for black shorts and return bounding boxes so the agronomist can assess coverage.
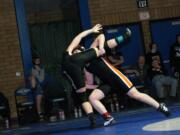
[86,57,134,93]
[63,48,97,89]
[104,42,112,55]
[97,84,111,96]
[87,84,111,97]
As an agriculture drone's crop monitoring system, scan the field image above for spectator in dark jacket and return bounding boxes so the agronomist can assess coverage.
[169,34,180,78]
[146,43,177,102]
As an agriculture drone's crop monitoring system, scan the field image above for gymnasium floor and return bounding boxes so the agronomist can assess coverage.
[1,104,180,135]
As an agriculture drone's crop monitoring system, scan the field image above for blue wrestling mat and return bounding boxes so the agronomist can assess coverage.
[1,104,180,135]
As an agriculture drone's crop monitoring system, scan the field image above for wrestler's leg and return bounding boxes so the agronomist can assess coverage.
[89,89,106,114]
[76,87,96,127]
[89,88,115,126]
[106,28,131,49]
[127,87,171,117]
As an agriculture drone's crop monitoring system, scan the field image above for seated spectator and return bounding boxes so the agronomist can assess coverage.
[107,48,124,70]
[0,92,10,128]
[30,56,48,120]
[124,55,149,90]
[146,43,178,102]
[169,34,180,79]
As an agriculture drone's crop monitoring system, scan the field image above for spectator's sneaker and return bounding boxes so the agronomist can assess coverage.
[88,113,97,128]
[104,116,116,126]
[157,103,171,117]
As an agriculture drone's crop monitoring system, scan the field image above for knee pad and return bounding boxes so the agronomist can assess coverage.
[77,92,88,104]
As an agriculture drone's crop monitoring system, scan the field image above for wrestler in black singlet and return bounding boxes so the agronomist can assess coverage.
[63,48,97,89]
[86,46,134,93]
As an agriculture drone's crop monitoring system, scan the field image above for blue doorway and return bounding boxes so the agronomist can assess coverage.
[104,23,145,67]
[150,18,180,75]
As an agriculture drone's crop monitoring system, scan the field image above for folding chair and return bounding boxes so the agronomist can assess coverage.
[15,87,37,125]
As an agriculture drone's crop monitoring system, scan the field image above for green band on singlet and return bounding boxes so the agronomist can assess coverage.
[115,35,124,44]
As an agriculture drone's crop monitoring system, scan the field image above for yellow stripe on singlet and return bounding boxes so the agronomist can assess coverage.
[101,58,133,89]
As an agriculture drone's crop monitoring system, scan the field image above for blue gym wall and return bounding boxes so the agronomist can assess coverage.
[150,18,180,74]
[78,0,145,67]
[104,24,144,67]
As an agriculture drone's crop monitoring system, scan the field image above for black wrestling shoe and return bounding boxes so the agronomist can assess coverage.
[157,103,171,117]
[104,116,116,126]
[88,113,97,128]
[123,28,132,39]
